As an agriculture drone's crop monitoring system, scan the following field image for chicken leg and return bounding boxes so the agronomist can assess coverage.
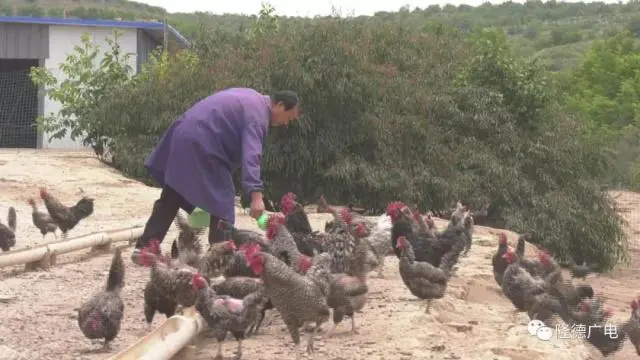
[351,316,359,334]
[235,340,243,360]
[214,342,223,360]
[425,299,433,313]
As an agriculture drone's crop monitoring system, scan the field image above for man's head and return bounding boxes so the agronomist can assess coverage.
[270,90,300,127]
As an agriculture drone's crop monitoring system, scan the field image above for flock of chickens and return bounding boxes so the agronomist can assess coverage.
[0,188,94,251]
[6,188,640,359]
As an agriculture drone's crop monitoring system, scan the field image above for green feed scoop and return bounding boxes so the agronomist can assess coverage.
[188,207,210,229]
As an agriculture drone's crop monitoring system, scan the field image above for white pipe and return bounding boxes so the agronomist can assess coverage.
[106,307,206,360]
[0,226,144,268]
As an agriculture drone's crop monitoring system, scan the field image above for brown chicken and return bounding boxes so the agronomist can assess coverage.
[27,198,58,240]
[324,237,371,336]
[77,248,124,348]
[192,273,268,360]
[212,276,274,336]
[492,233,510,286]
[0,206,16,252]
[396,235,464,313]
[39,188,94,239]
[265,213,313,274]
[243,244,331,360]
[139,239,200,310]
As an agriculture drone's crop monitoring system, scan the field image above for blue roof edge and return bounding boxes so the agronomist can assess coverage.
[0,15,189,46]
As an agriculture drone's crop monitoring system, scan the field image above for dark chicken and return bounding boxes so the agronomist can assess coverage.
[199,239,240,278]
[172,213,204,269]
[500,248,571,324]
[193,273,268,360]
[217,219,271,248]
[567,258,598,279]
[324,237,371,336]
[281,192,313,234]
[27,198,58,240]
[139,240,200,309]
[390,204,472,269]
[514,231,544,277]
[77,249,125,348]
[0,206,16,252]
[492,233,510,286]
[395,235,464,313]
[40,188,94,238]
[539,251,594,308]
[211,276,274,336]
[242,244,331,360]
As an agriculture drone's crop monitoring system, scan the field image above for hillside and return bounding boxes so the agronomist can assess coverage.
[2,0,640,71]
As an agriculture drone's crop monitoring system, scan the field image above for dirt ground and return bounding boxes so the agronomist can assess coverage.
[0,150,638,360]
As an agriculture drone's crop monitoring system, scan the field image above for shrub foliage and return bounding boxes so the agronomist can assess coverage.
[45,16,627,269]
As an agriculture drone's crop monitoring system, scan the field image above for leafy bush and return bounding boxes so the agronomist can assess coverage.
[45,15,627,269]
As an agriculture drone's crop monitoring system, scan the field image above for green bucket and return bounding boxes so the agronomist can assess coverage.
[189,207,210,229]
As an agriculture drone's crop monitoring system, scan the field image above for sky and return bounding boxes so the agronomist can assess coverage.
[135,0,623,17]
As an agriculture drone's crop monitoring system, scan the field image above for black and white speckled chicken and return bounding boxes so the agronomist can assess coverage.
[172,212,204,269]
[211,276,273,336]
[323,207,358,274]
[0,206,16,252]
[265,213,313,274]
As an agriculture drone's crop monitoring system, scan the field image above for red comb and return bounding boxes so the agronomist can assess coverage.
[632,299,638,311]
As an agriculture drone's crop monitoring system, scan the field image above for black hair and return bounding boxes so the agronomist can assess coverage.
[271,90,299,111]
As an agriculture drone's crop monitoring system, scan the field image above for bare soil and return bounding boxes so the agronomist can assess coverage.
[0,150,637,359]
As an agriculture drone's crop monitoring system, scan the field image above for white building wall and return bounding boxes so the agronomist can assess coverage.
[42,25,138,149]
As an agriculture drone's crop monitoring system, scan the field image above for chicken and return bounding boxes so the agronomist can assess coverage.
[320,195,374,234]
[39,188,94,239]
[357,215,392,278]
[501,248,551,321]
[143,279,178,329]
[539,251,594,308]
[27,198,58,240]
[77,249,125,348]
[265,213,313,274]
[395,235,464,313]
[172,212,204,268]
[242,245,331,360]
[199,239,240,278]
[211,276,274,336]
[325,237,371,336]
[570,299,640,356]
[0,206,16,252]
[567,258,598,279]
[217,219,271,248]
[281,192,313,234]
[391,207,471,269]
[192,273,268,360]
[514,231,544,277]
[139,239,200,309]
[323,208,358,274]
[492,233,510,286]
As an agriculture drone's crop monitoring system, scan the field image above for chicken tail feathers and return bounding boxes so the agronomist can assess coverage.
[7,206,16,232]
[106,248,125,292]
[171,239,179,259]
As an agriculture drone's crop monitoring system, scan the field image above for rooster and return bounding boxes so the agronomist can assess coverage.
[172,213,204,269]
[323,207,358,274]
[192,273,268,360]
[27,198,58,240]
[265,213,313,274]
[492,233,510,286]
[281,192,313,234]
[242,244,331,360]
[199,239,242,278]
[514,231,544,277]
[77,249,124,349]
[0,206,16,252]
[39,188,94,239]
[356,215,392,278]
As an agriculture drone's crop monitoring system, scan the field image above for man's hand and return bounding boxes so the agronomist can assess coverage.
[250,192,265,220]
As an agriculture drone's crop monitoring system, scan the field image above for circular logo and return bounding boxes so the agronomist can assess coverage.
[527,319,545,336]
[536,326,553,341]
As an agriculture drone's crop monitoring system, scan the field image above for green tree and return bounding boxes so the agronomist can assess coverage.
[30,31,134,157]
